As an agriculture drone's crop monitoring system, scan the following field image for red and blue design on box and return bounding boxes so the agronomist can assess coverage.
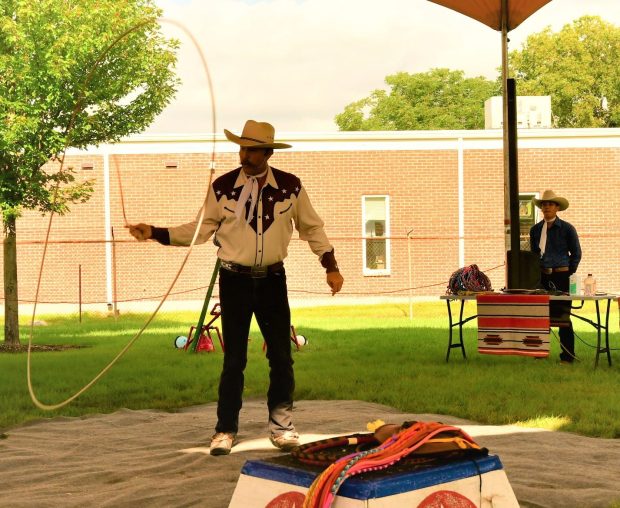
[229,453,519,507]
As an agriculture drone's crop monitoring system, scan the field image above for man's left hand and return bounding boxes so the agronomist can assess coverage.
[326,272,344,295]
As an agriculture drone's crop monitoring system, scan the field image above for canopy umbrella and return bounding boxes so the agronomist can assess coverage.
[428,0,551,31]
[428,0,552,288]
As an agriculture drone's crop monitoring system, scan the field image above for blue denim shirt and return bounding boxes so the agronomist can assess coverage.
[530,217,582,274]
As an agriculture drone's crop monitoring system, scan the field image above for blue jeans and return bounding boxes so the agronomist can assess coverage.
[215,266,295,434]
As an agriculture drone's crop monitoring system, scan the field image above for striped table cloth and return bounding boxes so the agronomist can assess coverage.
[476,294,550,357]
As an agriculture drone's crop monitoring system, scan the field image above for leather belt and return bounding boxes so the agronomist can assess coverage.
[220,260,284,278]
[541,266,569,274]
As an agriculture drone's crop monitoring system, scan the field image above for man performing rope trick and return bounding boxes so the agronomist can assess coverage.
[128,120,344,456]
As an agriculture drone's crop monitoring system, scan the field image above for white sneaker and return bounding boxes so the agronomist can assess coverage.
[270,430,300,452]
[210,432,235,456]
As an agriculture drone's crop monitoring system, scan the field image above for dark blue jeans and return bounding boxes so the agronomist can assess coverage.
[542,271,575,362]
[215,267,295,434]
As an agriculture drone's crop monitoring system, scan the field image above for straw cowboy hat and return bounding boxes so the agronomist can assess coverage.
[533,189,569,211]
[224,120,292,149]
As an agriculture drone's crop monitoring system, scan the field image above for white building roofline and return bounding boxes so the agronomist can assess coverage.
[65,127,620,155]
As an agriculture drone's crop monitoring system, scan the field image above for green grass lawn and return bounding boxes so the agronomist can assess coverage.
[1,302,619,438]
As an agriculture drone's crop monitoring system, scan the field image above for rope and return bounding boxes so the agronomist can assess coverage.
[291,434,376,466]
[113,153,130,227]
[27,17,218,411]
[446,264,493,295]
[302,422,484,508]
[291,431,484,468]
[6,263,507,304]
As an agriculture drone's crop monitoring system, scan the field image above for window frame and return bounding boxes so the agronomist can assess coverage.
[518,192,541,250]
[361,194,391,276]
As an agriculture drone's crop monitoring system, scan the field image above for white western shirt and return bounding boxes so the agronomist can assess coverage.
[168,165,333,267]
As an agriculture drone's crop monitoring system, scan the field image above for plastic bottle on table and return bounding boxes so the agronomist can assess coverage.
[569,273,579,295]
[583,273,596,296]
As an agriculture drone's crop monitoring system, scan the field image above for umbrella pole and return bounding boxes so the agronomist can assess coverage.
[501,0,521,289]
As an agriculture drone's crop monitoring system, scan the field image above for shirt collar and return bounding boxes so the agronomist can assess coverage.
[543,216,563,228]
[234,165,278,189]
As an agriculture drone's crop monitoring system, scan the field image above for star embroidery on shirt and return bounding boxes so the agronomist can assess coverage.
[231,190,236,196]
[265,215,270,220]
[282,188,287,194]
[216,190,221,195]
[295,186,300,192]
[268,196,274,201]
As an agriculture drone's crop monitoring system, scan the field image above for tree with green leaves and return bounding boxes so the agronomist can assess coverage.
[509,16,620,128]
[1,0,179,345]
[334,68,498,131]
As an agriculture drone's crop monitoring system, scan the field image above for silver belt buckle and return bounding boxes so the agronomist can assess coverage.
[250,265,268,278]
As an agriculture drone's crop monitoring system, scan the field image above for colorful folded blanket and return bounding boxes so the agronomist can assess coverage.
[477,294,550,357]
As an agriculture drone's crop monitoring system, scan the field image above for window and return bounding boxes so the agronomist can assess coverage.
[362,195,390,275]
[519,192,541,250]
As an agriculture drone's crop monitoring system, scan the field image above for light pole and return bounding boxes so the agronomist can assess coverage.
[407,228,414,321]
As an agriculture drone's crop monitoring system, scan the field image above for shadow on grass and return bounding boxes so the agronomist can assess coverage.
[291,325,620,439]
[2,312,619,438]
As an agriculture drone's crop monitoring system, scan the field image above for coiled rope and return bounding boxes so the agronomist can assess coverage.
[446,264,493,295]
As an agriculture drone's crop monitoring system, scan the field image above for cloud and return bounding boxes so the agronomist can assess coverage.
[148,0,620,134]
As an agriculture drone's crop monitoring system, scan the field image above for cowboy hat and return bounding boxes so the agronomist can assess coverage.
[224,120,292,149]
[533,189,569,211]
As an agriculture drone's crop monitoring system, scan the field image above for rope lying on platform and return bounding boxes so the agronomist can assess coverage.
[296,421,487,508]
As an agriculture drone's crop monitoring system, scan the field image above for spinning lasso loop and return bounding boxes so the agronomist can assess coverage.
[27,17,217,411]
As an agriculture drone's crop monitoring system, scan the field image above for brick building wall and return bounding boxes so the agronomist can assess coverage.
[4,128,620,310]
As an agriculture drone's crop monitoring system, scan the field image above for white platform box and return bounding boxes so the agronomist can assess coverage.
[229,454,519,507]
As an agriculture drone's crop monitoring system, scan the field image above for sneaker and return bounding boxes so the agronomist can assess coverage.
[210,432,235,456]
[270,430,300,452]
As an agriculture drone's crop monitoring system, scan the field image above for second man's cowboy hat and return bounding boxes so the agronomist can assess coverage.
[224,120,292,149]
[533,189,569,211]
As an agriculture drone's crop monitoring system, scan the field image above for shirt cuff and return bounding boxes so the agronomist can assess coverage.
[320,249,339,273]
[151,226,171,245]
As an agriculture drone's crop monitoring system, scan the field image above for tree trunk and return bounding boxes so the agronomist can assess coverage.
[4,217,20,345]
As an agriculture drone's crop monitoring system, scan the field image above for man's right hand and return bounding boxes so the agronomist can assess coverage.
[126,223,152,241]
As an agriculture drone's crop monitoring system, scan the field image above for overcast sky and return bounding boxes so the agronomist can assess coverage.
[147,0,620,135]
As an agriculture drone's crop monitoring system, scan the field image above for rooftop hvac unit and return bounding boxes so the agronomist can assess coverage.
[484,96,552,129]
